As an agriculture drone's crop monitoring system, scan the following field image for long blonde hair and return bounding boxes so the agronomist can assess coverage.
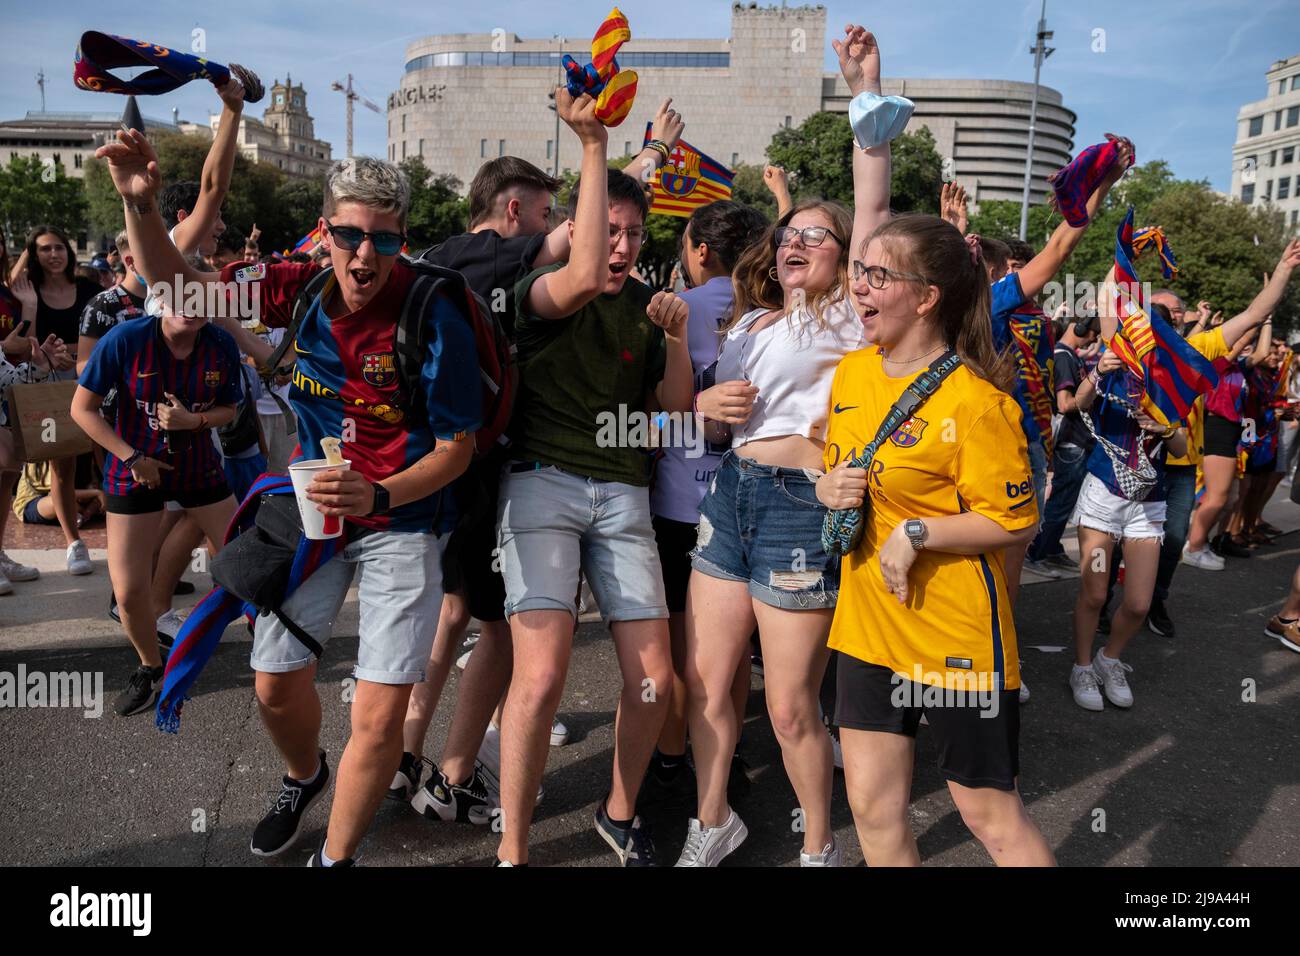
[728,200,853,332]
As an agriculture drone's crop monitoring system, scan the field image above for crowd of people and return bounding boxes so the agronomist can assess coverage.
[2,21,1299,868]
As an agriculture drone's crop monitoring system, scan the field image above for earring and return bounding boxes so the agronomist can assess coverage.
[768,266,779,281]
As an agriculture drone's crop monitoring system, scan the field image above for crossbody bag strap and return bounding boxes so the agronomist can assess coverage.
[851,350,962,468]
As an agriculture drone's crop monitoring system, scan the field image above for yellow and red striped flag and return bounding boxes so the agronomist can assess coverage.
[641,124,734,218]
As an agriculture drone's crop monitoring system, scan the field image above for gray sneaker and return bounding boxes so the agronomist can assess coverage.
[1070,665,1104,711]
[800,837,843,867]
[675,811,748,867]
[0,551,39,582]
[66,541,92,576]
[0,569,11,596]
[1042,552,1079,573]
[1091,653,1134,708]
[1022,558,1062,579]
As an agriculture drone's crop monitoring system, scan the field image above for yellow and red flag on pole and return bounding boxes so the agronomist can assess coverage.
[641,124,734,218]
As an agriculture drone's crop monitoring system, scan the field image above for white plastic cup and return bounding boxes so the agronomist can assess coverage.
[289,457,351,539]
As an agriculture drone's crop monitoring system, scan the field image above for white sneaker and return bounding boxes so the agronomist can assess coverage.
[550,718,569,747]
[156,609,184,641]
[800,837,843,867]
[1019,680,1030,704]
[1070,665,1104,711]
[66,540,92,575]
[0,569,11,596]
[1181,545,1225,571]
[675,811,748,867]
[455,633,479,671]
[0,551,39,582]
[1091,652,1134,708]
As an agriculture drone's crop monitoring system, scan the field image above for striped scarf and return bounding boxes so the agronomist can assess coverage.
[155,474,342,733]
[1008,306,1056,458]
[562,8,639,126]
[74,31,263,102]
[1048,135,1133,226]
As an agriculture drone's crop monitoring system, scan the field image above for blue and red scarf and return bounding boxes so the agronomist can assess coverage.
[74,31,263,102]
[1048,134,1134,226]
[156,473,341,733]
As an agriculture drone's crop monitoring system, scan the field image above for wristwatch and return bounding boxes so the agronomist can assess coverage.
[121,450,142,471]
[903,518,929,551]
[367,482,391,517]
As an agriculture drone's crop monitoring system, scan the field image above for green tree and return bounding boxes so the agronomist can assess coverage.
[731,163,778,219]
[401,156,468,250]
[889,126,943,215]
[0,156,89,247]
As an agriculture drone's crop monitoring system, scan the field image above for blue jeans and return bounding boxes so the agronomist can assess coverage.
[1028,442,1089,561]
[1154,464,1197,603]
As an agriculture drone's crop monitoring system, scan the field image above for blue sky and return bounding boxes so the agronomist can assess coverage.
[2,0,1297,192]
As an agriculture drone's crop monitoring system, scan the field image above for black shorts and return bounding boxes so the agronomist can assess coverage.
[441,455,507,622]
[834,655,1020,791]
[1203,413,1242,459]
[105,483,233,515]
[653,514,697,614]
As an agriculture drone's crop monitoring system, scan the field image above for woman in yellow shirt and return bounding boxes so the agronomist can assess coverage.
[816,214,1055,866]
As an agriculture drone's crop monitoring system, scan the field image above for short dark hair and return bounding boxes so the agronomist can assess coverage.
[24,224,77,286]
[977,236,1011,277]
[214,229,245,255]
[467,157,563,229]
[159,181,202,229]
[685,200,768,273]
[1005,239,1035,264]
[1150,302,1173,324]
[567,168,649,223]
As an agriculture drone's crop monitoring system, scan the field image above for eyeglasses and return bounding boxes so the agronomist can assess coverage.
[852,261,931,289]
[324,220,406,256]
[775,226,843,248]
[610,225,645,244]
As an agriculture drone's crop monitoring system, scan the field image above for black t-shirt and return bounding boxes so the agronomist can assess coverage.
[79,284,147,340]
[38,277,101,344]
[419,230,546,341]
[1052,344,1095,451]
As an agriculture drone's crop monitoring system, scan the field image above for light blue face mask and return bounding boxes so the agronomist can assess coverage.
[848,92,915,150]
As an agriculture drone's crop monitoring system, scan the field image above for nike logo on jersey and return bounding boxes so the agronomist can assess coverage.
[833,403,858,414]
[138,371,158,378]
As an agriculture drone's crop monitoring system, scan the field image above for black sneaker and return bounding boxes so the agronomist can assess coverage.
[109,596,121,624]
[1146,598,1176,637]
[250,750,330,857]
[173,579,196,596]
[594,800,657,866]
[1097,606,1111,636]
[306,841,354,867]
[410,763,493,825]
[113,665,163,716]
[638,754,697,814]
[387,751,423,802]
[1212,533,1252,559]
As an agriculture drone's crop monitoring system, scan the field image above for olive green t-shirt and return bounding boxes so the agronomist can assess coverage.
[512,264,667,485]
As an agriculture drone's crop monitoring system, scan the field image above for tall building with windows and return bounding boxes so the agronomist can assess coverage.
[0,110,208,180]
[213,76,332,179]
[1231,53,1300,231]
[388,4,1074,204]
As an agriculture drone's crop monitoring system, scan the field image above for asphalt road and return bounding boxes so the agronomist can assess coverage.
[2,501,1298,867]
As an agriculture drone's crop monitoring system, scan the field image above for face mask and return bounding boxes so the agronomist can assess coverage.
[848,92,915,150]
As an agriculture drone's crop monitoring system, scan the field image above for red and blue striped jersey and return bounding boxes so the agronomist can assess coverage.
[79,316,242,495]
[221,259,481,533]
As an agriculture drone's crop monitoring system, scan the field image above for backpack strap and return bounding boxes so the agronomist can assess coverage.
[266,266,333,373]
[850,350,963,470]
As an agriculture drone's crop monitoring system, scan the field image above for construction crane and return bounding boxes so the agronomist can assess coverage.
[331,74,381,159]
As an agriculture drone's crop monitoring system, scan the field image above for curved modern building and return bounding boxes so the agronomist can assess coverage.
[388,3,1074,206]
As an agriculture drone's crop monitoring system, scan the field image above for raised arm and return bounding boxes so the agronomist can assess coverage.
[625,97,684,195]
[1018,135,1134,299]
[95,129,222,313]
[172,79,246,255]
[835,25,891,255]
[940,182,969,236]
[764,165,793,219]
[525,90,610,320]
[534,219,573,269]
[1217,242,1300,348]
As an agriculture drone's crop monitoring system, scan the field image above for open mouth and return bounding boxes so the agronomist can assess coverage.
[857,301,880,320]
[349,267,376,290]
[609,261,629,278]
[784,254,809,269]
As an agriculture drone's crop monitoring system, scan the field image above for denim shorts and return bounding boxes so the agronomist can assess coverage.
[1072,473,1166,542]
[1028,436,1048,528]
[497,463,669,624]
[692,451,839,609]
[250,529,446,684]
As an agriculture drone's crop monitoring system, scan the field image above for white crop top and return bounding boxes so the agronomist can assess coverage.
[714,299,867,447]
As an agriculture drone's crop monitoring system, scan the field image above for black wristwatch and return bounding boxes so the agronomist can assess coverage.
[368,482,391,517]
[121,450,142,471]
[903,518,929,551]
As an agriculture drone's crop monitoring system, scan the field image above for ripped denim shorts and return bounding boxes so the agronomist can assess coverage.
[691,451,840,610]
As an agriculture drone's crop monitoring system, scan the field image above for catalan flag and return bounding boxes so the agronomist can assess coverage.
[288,224,323,255]
[1108,207,1218,424]
[563,7,638,127]
[1132,225,1179,279]
[641,124,734,218]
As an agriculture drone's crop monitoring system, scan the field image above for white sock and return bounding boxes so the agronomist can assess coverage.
[292,759,322,787]
[319,843,337,867]
[1098,650,1117,664]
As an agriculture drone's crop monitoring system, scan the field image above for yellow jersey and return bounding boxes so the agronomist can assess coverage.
[1166,327,1230,468]
[824,349,1037,692]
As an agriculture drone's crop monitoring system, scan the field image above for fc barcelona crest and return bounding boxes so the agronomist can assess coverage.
[889,415,927,448]
[362,352,397,388]
[204,370,222,387]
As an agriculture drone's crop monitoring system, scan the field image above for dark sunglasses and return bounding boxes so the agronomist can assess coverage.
[774,226,843,248]
[324,220,406,256]
[851,260,931,289]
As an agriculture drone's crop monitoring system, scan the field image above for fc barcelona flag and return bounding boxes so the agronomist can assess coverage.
[642,124,734,218]
[1108,207,1217,424]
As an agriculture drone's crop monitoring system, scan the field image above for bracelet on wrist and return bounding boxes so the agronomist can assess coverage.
[645,139,671,165]
[194,414,209,431]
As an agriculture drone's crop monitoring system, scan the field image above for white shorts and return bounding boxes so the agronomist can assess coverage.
[1071,472,1166,541]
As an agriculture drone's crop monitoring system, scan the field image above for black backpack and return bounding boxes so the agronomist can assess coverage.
[265,258,514,453]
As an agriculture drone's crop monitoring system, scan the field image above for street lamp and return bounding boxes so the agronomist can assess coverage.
[1018,0,1054,241]
[550,35,565,177]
